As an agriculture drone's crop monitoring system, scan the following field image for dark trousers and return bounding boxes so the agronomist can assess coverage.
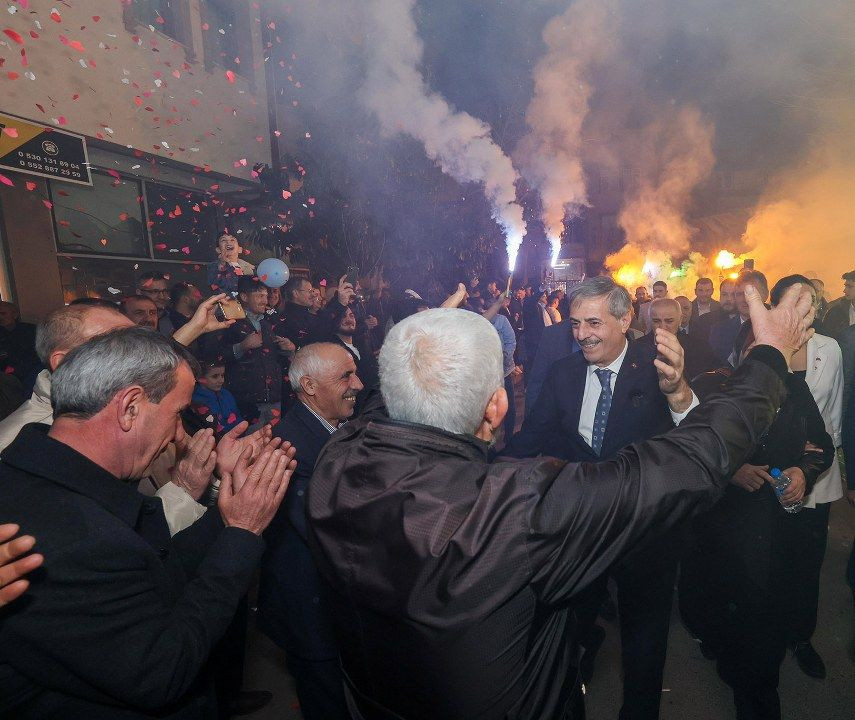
[786,502,830,642]
[615,551,679,720]
[503,374,516,439]
[286,654,349,720]
[574,545,678,720]
[211,598,248,719]
[716,600,786,720]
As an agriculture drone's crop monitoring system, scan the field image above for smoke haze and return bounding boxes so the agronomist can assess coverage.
[274,0,854,292]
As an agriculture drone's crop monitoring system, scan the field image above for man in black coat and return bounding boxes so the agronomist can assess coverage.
[822,270,855,340]
[220,276,294,425]
[259,343,363,720]
[0,327,295,719]
[506,278,700,720]
[305,283,815,720]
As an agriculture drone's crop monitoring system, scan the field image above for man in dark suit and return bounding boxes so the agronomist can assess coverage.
[691,277,737,346]
[646,298,718,381]
[0,327,295,719]
[220,276,294,425]
[524,319,580,413]
[709,271,769,367]
[259,343,363,720]
[689,277,721,327]
[506,277,699,720]
[822,270,855,340]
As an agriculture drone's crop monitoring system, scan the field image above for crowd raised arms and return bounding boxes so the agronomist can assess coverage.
[0,254,853,720]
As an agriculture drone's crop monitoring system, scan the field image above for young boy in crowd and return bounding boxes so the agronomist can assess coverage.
[190,359,243,435]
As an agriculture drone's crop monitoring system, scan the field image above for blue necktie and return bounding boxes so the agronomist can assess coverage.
[591,368,613,456]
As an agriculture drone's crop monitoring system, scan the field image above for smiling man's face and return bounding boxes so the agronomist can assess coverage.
[569,295,631,368]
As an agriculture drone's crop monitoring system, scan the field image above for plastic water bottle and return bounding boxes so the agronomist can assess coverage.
[770,467,802,514]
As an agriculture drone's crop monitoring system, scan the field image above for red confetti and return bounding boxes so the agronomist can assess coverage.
[42,200,53,209]
[173,204,182,216]
[154,243,167,250]
[6,72,19,80]
[134,96,143,107]
[100,238,108,246]
[25,181,36,191]
[50,10,62,23]
[3,29,24,45]
[226,413,237,424]
[0,174,14,187]
[225,70,235,83]
[180,246,190,254]
[2,127,18,138]
[57,116,67,125]
[106,169,120,181]
[92,16,101,23]
[282,190,291,199]
[119,213,128,221]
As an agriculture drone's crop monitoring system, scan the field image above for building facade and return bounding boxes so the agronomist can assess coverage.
[0,0,274,319]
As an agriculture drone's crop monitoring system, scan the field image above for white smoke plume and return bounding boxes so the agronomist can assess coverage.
[361,0,526,271]
[518,0,617,264]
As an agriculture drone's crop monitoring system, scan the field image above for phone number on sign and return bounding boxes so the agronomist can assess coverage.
[15,151,85,179]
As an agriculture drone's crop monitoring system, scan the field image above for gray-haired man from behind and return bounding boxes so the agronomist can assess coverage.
[305,284,815,720]
[0,327,296,719]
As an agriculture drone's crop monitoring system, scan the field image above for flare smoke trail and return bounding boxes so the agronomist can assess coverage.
[518,0,617,265]
[361,0,526,271]
[606,105,716,293]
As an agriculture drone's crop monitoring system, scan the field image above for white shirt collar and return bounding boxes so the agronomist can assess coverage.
[586,339,629,378]
[301,401,340,435]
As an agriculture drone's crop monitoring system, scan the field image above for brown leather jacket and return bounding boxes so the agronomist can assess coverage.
[306,347,790,720]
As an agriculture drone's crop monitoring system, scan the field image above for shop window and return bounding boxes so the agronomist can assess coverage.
[124,0,193,54]
[51,173,149,258]
[146,183,221,263]
[202,0,251,76]
[57,255,208,305]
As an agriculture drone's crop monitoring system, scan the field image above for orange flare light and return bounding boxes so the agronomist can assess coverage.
[714,250,738,270]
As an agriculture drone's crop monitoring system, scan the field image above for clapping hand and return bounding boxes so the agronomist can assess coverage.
[218,440,297,535]
[216,421,274,483]
[173,428,217,501]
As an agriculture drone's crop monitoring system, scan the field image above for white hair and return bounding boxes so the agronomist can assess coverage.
[289,342,342,392]
[379,308,503,435]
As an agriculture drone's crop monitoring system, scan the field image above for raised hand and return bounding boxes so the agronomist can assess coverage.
[172,428,217,501]
[337,275,356,306]
[172,293,236,347]
[441,283,468,309]
[747,283,816,364]
[653,329,694,412]
[0,524,44,607]
[217,440,297,535]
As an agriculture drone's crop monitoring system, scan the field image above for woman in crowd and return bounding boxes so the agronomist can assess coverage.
[769,275,844,680]
[679,277,834,720]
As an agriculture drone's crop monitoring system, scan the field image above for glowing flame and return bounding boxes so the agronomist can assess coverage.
[547,234,561,267]
[714,249,738,270]
[506,232,523,273]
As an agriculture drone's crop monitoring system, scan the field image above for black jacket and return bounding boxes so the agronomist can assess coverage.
[220,315,283,407]
[0,424,263,719]
[679,371,833,648]
[306,347,790,720]
[258,402,339,660]
[508,338,673,462]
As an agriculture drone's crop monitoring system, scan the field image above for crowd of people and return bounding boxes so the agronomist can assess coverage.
[0,231,853,720]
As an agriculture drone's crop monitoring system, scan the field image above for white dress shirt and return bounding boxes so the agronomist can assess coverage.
[578,340,699,448]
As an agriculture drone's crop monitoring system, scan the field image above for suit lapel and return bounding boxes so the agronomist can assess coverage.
[603,342,646,451]
[568,353,588,434]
